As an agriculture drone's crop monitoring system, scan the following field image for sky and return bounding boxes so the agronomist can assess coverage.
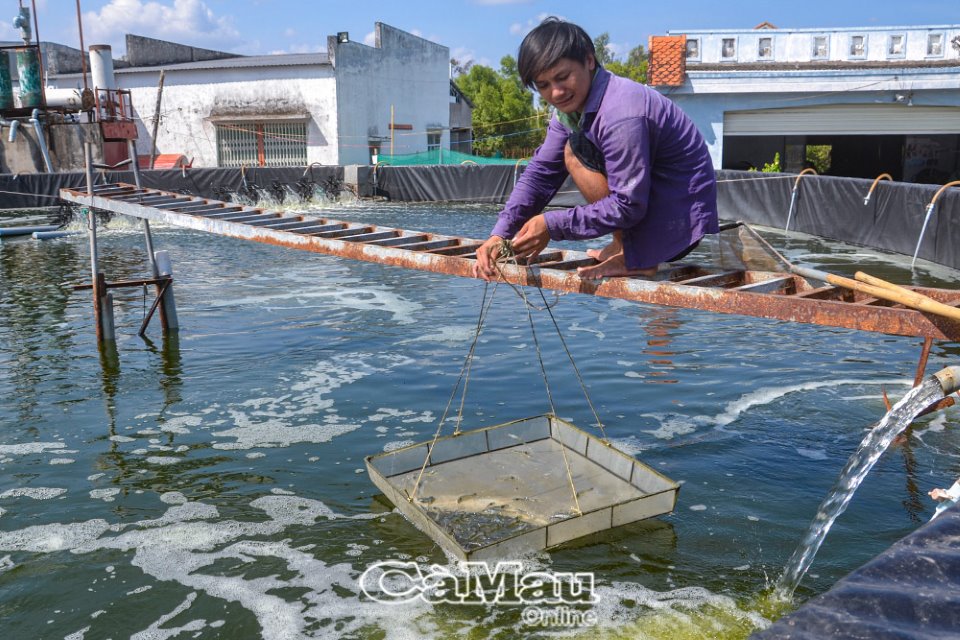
[2,0,956,69]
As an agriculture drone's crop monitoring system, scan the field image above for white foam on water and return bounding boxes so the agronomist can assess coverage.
[713,378,912,429]
[689,504,707,511]
[90,489,121,502]
[398,325,475,345]
[584,580,771,634]
[796,448,829,461]
[567,322,605,340]
[246,452,266,459]
[0,554,13,574]
[642,412,710,440]
[0,442,67,456]
[145,457,181,466]
[87,473,105,481]
[270,488,295,496]
[383,440,416,452]
[369,408,434,424]
[212,353,412,451]
[130,592,203,640]
[109,436,135,443]
[49,458,75,465]
[64,626,89,640]
[159,415,202,435]
[160,492,188,505]
[0,487,68,500]
[208,286,422,325]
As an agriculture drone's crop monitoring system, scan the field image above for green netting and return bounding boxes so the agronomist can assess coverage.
[375,149,527,166]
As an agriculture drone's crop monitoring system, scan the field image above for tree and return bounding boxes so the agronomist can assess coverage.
[605,43,647,84]
[593,33,614,66]
[455,56,546,157]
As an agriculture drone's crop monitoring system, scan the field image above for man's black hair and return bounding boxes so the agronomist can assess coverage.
[517,17,596,88]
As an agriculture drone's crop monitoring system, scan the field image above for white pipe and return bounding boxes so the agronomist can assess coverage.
[29,109,55,173]
[0,118,19,143]
[89,44,116,102]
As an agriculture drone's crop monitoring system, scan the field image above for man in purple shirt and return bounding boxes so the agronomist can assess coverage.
[473,17,718,280]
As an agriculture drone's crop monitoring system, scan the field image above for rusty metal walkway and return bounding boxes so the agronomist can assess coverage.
[60,182,960,342]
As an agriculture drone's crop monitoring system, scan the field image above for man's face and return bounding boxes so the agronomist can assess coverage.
[533,54,596,114]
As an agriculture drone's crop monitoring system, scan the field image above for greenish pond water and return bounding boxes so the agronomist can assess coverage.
[0,202,958,639]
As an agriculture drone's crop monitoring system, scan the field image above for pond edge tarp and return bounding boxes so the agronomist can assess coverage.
[3,165,959,270]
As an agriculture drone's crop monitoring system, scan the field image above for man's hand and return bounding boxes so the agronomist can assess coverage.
[473,235,505,281]
[511,215,550,260]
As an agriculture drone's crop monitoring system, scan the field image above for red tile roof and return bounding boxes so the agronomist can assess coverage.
[648,35,686,87]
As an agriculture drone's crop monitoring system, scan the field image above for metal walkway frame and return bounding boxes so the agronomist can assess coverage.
[60,182,960,342]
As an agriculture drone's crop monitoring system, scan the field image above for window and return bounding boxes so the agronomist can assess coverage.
[888,34,905,57]
[758,37,773,59]
[927,33,944,56]
[849,35,865,58]
[427,130,442,152]
[215,121,307,168]
[812,36,829,59]
[685,38,700,60]
[721,38,736,59]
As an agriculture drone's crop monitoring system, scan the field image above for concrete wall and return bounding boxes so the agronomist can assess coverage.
[0,122,104,173]
[332,23,450,165]
[81,62,338,168]
[125,34,238,68]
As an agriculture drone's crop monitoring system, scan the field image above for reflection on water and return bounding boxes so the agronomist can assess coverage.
[0,203,958,639]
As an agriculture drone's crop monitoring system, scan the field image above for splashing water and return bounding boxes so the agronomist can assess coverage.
[775,376,947,599]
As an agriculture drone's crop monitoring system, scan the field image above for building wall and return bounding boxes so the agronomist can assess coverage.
[331,23,450,165]
[108,64,337,168]
[681,25,960,64]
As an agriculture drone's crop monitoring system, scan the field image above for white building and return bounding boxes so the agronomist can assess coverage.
[650,24,960,182]
[48,23,453,168]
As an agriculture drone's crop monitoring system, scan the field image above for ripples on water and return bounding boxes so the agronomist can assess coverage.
[0,203,958,639]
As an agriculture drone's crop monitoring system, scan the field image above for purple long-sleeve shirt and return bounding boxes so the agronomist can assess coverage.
[490,67,719,270]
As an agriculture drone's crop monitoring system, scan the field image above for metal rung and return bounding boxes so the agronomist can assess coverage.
[535,258,597,271]
[676,270,744,288]
[368,234,430,247]
[403,239,459,251]
[344,231,400,242]
[155,200,207,210]
[193,207,249,217]
[297,224,349,235]
[258,220,320,231]
[218,213,278,223]
[736,276,796,294]
[431,244,483,257]
[312,227,375,239]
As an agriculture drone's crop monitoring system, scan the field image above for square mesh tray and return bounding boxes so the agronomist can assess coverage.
[365,414,679,560]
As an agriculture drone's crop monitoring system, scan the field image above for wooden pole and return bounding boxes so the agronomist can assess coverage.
[149,70,165,169]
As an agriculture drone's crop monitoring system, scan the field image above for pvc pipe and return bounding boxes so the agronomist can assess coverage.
[933,366,960,396]
[29,109,54,172]
[0,118,19,143]
[32,230,81,240]
[89,44,116,100]
[0,224,59,237]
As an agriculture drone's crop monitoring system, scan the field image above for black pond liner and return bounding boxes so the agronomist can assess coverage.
[752,502,960,640]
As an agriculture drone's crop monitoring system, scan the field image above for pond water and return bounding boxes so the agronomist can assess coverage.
[1,201,958,639]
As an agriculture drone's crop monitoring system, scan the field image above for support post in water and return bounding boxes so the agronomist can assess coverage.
[83,141,115,343]
[154,250,179,332]
[127,138,167,329]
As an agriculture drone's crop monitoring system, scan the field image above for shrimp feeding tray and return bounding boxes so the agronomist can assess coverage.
[365,415,680,560]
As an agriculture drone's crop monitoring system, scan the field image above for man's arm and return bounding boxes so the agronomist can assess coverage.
[490,118,570,239]
[542,116,652,241]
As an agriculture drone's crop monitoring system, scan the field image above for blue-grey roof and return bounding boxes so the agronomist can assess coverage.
[116,52,331,73]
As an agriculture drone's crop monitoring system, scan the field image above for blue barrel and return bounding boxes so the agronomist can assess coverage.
[0,225,59,237]
[0,50,12,111]
[15,47,42,108]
